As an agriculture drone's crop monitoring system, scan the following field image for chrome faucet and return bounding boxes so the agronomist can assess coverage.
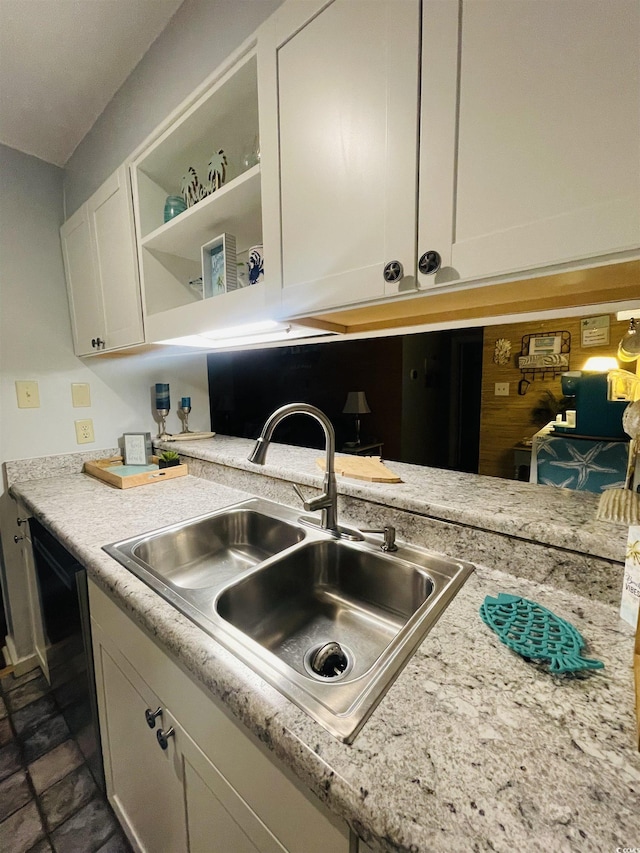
[248,403,340,535]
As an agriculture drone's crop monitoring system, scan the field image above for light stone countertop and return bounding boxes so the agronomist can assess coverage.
[9,468,640,853]
[156,435,627,564]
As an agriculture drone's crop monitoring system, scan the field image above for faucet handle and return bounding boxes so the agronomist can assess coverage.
[293,483,330,513]
[292,483,310,509]
[361,526,398,552]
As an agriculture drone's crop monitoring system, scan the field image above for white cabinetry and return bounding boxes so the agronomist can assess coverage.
[60,165,144,356]
[131,48,269,343]
[89,580,352,853]
[260,0,421,317]
[4,502,47,675]
[418,0,640,289]
[261,0,640,318]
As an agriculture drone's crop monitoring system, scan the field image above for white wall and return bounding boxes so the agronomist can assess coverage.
[0,144,210,662]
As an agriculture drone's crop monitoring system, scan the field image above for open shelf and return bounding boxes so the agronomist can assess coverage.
[141,166,262,261]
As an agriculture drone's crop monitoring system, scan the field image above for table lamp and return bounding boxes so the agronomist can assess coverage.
[342,391,371,446]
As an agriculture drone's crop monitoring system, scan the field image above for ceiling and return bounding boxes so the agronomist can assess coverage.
[0,0,184,167]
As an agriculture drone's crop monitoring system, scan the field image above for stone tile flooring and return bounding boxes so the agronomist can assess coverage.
[0,666,132,853]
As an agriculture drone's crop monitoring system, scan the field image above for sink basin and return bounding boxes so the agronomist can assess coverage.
[104,497,473,742]
[109,506,304,590]
[216,540,434,681]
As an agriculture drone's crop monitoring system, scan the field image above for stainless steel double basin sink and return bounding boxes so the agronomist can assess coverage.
[104,498,473,742]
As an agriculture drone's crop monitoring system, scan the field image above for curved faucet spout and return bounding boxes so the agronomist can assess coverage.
[248,403,338,534]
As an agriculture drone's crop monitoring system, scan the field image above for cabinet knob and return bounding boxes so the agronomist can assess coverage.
[418,250,442,276]
[91,337,105,349]
[383,260,404,283]
[17,517,28,526]
[13,535,23,544]
[145,707,162,728]
[156,726,175,750]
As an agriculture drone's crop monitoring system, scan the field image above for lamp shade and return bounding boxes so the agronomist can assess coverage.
[342,391,371,414]
[618,318,640,362]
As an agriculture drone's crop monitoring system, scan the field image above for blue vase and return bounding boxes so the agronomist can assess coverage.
[164,195,187,223]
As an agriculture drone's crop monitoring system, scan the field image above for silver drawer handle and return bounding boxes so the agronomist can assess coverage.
[145,707,162,728]
[157,727,175,750]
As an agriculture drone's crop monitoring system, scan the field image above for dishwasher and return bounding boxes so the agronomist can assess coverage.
[30,517,105,790]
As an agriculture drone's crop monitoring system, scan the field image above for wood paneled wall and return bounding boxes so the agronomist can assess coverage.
[478,313,631,479]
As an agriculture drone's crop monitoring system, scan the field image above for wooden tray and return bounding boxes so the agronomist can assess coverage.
[84,456,188,489]
[317,456,402,483]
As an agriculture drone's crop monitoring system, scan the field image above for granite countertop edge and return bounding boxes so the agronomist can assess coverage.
[156,436,627,564]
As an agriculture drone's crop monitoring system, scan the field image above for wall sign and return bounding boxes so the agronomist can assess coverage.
[581,315,610,347]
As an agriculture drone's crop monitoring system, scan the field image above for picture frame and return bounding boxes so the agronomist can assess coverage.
[201,232,237,299]
[123,432,152,466]
[529,334,562,355]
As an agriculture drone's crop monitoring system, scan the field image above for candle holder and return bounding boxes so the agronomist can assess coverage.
[156,408,172,440]
[179,404,193,434]
[155,384,172,440]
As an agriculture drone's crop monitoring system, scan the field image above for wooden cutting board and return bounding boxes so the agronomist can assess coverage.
[317,456,402,483]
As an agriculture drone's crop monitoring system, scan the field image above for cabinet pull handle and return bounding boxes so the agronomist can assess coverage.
[145,707,162,728]
[156,727,175,750]
[383,260,404,283]
[13,535,23,544]
[91,337,105,349]
[418,250,442,276]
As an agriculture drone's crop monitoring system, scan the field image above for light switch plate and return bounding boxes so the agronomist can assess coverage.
[71,383,91,407]
[75,419,95,444]
[495,382,509,396]
[16,381,40,408]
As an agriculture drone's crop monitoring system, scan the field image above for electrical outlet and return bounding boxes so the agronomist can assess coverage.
[75,419,95,444]
[495,382,509,396]
[71,383,91,407]
[16,380,40,408]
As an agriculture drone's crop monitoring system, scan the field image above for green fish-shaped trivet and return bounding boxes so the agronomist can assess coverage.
[480,593,604,674]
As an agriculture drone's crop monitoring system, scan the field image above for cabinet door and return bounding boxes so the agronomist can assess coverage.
[181,725,286,853]
[262,0,420,316]
[93,631,188,853]
[418,0,640,288]
[89,165,144,351]
[60,203,105,356]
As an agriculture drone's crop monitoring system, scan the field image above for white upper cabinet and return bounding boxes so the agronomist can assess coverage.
[418,0,640,289]
[131,48,269,343]
[260,0,421,317]
[60,165,144,356]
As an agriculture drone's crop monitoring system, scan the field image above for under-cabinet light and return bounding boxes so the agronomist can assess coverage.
[158,322,331,350]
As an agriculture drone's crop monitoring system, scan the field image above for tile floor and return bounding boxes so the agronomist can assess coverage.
[0,666,133,853]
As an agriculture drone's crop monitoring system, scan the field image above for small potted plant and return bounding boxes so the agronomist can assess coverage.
[158,449,181,469]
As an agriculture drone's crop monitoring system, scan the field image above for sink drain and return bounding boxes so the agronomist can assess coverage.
[304,642,353,680]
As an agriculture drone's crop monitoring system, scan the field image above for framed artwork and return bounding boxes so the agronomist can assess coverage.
[123,433,152,466]
[201,232,237,299]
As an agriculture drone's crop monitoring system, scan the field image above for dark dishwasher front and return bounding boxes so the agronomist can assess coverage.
[30,517,105,791]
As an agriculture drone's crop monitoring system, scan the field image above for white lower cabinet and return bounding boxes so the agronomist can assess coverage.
[89,580,353,853]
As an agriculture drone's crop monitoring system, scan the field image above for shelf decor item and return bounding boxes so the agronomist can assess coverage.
[179,397,192,434]
[158,450,181,469]
[201,233,237,298]
[180,166,208,207]
[247,244,264,285]
[123,433,152,465]
[163,195,187,223]
[155,383,171,439]
[207,149,228,192]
